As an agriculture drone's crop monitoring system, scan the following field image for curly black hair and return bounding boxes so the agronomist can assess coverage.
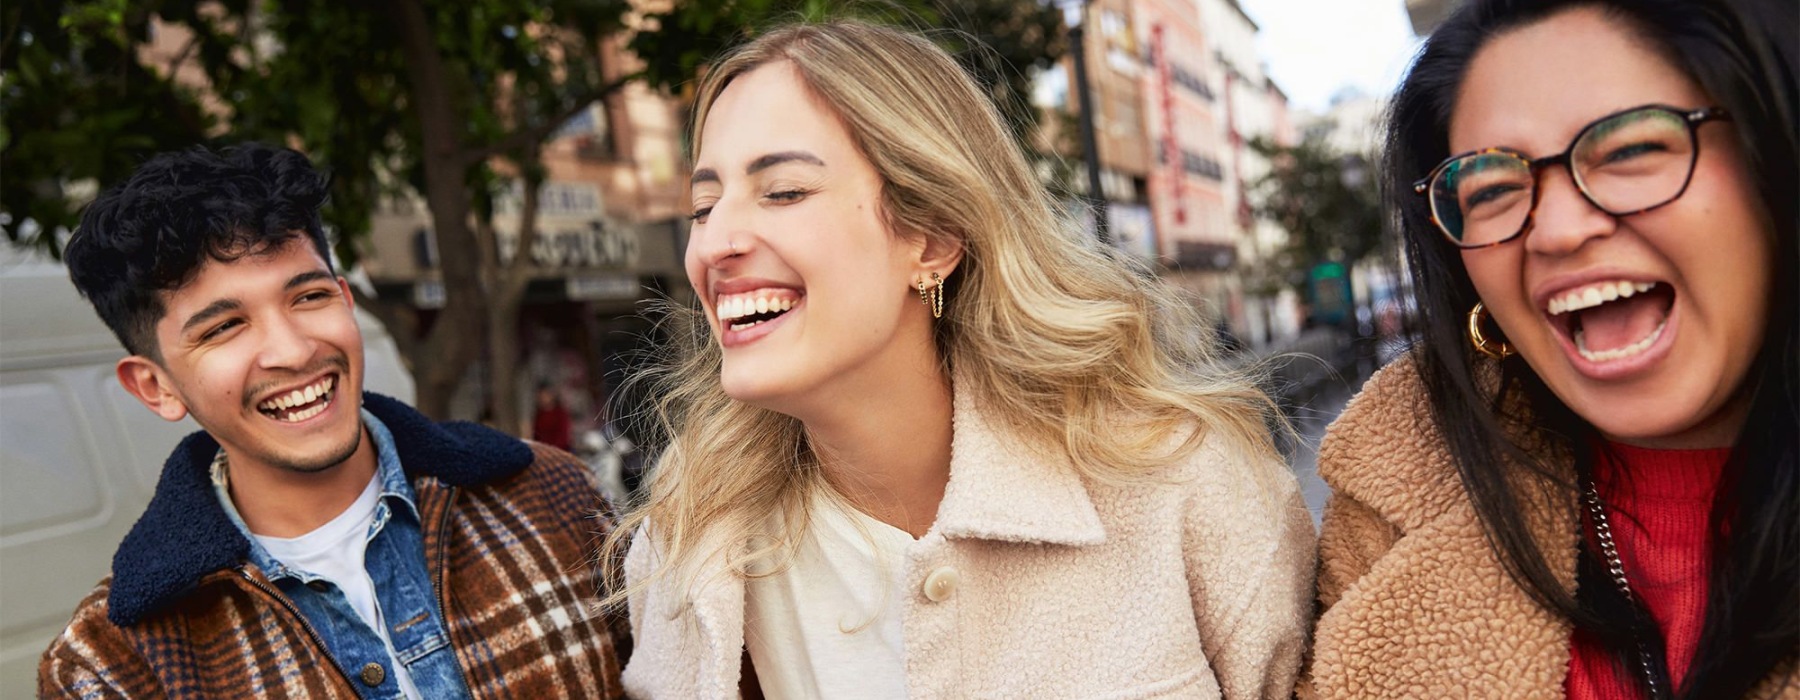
[65,143,333,361]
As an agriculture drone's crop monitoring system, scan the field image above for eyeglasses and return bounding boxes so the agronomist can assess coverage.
[1414,104,1730,249]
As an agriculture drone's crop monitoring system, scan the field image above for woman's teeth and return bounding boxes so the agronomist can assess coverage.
[1576,320,1666,363]
[258,376,336,422]
[1548,281,1656,316]
[717,292,797,331]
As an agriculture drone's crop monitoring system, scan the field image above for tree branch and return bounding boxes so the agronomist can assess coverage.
[157,32,202,81]
[350,283,421,363]
[458,70,642,168]
[0,5,25,65]
[505,147,545,276]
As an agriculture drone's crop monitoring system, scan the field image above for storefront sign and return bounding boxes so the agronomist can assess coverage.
[498,220,641,269]
[413,279,446,309]
[565,273,641,301]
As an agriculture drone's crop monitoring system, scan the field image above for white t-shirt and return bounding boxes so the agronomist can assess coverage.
[744,494,918,699]
[255,474,423,700]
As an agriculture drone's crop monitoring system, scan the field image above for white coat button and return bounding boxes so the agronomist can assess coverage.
[922,566,960,602]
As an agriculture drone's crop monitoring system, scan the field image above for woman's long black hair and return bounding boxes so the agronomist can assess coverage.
[1385,0,1797,696]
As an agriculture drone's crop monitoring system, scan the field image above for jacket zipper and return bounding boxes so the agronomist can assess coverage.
[236,566,364,699]
[430,485,479,699]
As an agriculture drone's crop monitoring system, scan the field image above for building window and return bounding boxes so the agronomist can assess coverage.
[1156,142,1225,181]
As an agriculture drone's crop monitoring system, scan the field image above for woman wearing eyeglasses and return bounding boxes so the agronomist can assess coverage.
[1305,0,1796,698]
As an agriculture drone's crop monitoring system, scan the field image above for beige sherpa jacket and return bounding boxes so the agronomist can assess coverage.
[622,387,1316,699]
[1304,354,1798,699]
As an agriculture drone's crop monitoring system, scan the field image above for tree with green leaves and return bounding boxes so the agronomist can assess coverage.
[1,1,218,247]
[1246,129,1383,293]
[2,0,1064,427]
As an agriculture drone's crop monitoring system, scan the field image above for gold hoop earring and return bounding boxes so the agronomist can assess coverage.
[915,272,944,319]
[1467,302,1514,359]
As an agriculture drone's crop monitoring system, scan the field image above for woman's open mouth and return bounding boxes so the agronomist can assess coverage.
[1546,279,1675,367]
[719,291,799,331]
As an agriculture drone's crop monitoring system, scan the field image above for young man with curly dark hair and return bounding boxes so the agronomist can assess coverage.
[39,143,628,699]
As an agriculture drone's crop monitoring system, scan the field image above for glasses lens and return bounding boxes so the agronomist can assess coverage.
[1430,152,1533,247]
[1574,108,1695,214]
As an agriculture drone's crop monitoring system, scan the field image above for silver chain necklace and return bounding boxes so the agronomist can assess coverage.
[1582,482,1662,699]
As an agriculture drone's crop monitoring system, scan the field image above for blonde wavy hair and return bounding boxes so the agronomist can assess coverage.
[600,20,1279,607]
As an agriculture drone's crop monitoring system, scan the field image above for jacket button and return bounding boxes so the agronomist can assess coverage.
[921,566,960,602]
[359,662,386,686]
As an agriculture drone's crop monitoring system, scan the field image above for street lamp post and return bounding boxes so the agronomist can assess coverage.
[1061,0,1110,245]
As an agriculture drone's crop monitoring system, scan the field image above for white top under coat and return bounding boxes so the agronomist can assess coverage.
[744,492,917,699]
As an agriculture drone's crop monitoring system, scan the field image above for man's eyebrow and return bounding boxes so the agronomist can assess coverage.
[691,168,720,187]
[286,270,335,290]
[180,298,241,335]
[178,271,333,336]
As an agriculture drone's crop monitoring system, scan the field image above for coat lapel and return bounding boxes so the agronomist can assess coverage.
[1313,356,1583,698]
[931,387,1105,547]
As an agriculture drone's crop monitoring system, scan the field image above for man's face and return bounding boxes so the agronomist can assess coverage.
[120,237,366,475]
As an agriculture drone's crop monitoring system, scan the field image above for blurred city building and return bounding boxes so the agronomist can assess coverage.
[138,14,685,432]
[1204,0,1302,348]
[1302,90,1385,157]
[1298,89,1409,350]
[361,33,688,430]
[138,0,1354,420]
[1036,0,1304,349]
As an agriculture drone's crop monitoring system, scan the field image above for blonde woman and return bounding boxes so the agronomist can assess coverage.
[604,21,1314,699]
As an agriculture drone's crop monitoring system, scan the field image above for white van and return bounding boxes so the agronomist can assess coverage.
[0,247,415,695]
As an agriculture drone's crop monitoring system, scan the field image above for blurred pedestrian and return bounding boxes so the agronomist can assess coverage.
[604,20,1313,700]
[1306,1,1796,697]
[532,382,574,451]
[40,144,629,699]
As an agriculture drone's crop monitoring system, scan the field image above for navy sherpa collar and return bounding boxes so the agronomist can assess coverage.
[105,392,534,626]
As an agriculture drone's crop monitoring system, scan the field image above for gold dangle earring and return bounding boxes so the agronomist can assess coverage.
[916,272,944,319]
[1467,302,1514,359]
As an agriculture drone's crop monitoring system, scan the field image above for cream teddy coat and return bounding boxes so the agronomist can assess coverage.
[1303,354,1798,699]
[622,388,1316,699]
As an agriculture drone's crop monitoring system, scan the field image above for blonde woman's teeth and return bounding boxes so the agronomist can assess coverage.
[1548,281,1655,316]
[717,293,796,324]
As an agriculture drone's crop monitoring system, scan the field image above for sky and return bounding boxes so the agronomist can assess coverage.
[1234,0,1425,114]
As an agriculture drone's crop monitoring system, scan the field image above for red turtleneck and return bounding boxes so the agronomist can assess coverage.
[1565,441,1730,699]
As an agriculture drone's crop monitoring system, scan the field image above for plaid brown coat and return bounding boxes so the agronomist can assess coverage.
[39,393,628,699]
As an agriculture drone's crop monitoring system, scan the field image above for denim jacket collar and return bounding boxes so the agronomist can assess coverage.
[210,409,422,583]
[106,392,533,626]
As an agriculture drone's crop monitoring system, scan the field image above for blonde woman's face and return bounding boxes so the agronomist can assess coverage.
[686,61,937,415]
[1451,7,1774,448]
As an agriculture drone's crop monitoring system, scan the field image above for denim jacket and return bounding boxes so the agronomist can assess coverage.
[213,411,472,700]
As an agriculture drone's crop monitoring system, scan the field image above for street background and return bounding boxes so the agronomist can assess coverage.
[0,0,1458,693]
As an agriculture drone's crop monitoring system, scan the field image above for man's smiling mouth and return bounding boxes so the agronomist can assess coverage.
[257,375,336,422]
